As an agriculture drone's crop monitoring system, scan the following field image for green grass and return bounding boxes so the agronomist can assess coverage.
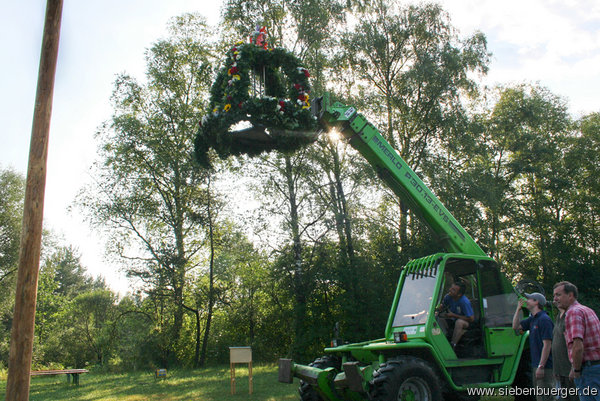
[0,364,512,400]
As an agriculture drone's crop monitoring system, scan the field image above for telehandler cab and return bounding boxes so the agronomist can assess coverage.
[278,94,535,401]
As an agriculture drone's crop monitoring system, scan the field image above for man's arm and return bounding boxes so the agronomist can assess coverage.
[536,339,552,378]
[512,299,525,331]
[569,338,584,380]
[566,308,585,380]
[448,312,474,322]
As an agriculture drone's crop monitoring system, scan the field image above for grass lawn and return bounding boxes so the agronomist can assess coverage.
[0,364,513,400]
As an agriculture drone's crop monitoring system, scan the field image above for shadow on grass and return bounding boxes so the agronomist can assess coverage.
[0,364,512,400]
[0,365,298,401]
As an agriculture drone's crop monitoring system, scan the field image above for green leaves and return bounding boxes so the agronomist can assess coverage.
[79,14,218,366]
[0,168,24,283]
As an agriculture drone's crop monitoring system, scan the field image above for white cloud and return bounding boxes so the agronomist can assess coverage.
[434,0,600,114]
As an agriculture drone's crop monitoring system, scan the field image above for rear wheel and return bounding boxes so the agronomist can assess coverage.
[369,356,442,401]
[298,356,340,401]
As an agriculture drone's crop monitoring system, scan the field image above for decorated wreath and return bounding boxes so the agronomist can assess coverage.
[195,27,319,168]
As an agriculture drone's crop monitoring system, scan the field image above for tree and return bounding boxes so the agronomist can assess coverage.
[219,0,349,359]
[562,112,600,309]
[43,245,102,296]
[465,85,571,287]
[339,0,489,248]
[571,113,600,259]
[111,295,154,370]
[0,168,24,286]
[306,136,384,341]
[0,168,25,363]
[67,290,118,367]
[78,14,216,365]
[249,150,328,359]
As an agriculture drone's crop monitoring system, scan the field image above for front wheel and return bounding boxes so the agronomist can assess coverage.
[369,356,442,401]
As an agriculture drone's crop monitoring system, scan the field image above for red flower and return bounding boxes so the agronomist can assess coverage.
[303,69,310,77]
[294,83,303,91]
[227,95,233,101]
[228,66,239,75]
[238,102,243,109]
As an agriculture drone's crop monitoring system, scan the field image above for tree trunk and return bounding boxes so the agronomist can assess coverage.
[531,178,551,288]
[199,175,216,367]
[329,145,365,339]
[183,304,201,368]
[284,155,307,359]
[172,284,184,358]
[385,89,398,149]
[249,288,255,345]
[332,146,355,263]
[399,201,409,251]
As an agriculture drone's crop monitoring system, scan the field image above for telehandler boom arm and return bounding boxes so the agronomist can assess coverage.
[314,93,485,257]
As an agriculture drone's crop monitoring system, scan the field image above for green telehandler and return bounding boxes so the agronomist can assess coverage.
[277,93,537,401]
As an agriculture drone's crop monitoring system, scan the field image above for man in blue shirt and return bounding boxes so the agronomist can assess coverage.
[440,281,474,349]
[512,292,554,401]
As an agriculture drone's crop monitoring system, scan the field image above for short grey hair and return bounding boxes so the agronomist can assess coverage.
[553,281,578,299]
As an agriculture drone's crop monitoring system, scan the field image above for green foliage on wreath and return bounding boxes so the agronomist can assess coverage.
[195,41,318,168]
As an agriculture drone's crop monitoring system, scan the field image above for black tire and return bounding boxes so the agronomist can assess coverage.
[512,352,535,401]
[369,356,442,401]
[298,356,341,401]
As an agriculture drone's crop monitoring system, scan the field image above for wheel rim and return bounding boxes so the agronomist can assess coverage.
[397,377,432,401]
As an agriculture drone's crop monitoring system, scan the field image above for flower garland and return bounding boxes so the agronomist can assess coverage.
[195,28,318,168]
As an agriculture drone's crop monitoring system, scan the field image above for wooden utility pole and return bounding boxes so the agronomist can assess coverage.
[6,0,63,399]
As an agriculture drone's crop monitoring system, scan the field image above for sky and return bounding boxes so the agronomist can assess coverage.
[1,0,600,295]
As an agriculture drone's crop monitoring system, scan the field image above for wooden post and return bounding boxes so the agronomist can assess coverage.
[229,347,253,395]
[249,360,253,394]
[5,1,63,400]
[230,362,236,395]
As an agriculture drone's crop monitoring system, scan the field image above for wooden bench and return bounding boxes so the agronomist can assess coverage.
[30,369,89,385]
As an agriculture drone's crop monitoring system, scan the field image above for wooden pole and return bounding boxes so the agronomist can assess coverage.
[5,0,63,399]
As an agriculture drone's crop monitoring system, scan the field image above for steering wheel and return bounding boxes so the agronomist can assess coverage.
[435,303,449,317]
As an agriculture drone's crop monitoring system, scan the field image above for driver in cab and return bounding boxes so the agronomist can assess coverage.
[437,281,474,350]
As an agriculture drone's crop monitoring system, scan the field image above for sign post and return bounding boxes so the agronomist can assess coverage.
[229,346,253,395]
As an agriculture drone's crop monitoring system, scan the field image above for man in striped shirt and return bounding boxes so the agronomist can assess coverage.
[553,281,600,401]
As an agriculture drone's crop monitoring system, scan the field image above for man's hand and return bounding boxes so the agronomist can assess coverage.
[517,298,525,309]
[536,366,545,379]
[569,367,581,381]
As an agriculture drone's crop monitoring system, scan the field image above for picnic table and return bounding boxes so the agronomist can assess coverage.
[30,369,89,385]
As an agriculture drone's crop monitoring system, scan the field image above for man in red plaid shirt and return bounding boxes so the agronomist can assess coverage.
[554,281,600,401]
